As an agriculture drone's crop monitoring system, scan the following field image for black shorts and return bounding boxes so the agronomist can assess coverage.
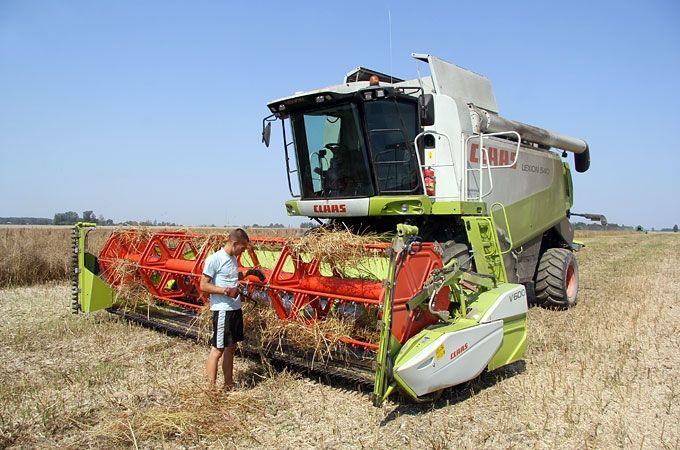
[210,309,244,349]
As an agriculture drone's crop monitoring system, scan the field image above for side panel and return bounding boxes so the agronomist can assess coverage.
[394,320,504,397]
[479,284,528,323]
[423,94,463,201]
[466,137,570,246]
[498,184,568,247]
[464,284,529,372]
[487,315,527,371]
[76,226,115,313]
[80,259,115,312]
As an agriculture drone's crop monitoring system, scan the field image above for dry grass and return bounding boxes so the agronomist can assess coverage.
[0,226,300,288]
[287,226,387,279]
[185,297,379,369]
[242,304,379,366]
[0,226,111,287]
[1,231,679,449]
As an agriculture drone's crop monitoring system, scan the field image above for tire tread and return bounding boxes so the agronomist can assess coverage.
[534,248,577,309]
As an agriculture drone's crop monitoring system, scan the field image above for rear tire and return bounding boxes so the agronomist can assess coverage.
[534,248,579,309]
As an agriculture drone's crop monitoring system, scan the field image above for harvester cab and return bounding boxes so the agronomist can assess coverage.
[264,54,590,237]
[73,53,592,406]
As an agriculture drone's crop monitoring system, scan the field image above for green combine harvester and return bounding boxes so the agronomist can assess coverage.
[74,54,601,405]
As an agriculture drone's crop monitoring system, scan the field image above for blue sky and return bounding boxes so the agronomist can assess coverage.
[1,0,678,228]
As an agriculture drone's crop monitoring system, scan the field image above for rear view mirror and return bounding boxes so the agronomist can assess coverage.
[262,121,272,147]
[419,94,435,127]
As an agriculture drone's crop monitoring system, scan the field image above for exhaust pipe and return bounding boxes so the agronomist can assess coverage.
[470,106,590,172]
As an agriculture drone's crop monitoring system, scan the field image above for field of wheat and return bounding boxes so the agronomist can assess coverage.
[0,225,299,287]
[0,228,678,449]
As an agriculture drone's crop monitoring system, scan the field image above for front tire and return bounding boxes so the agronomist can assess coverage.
[440,241,472,270]
[534,248,579,309]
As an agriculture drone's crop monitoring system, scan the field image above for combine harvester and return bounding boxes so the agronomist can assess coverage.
[73,54,598,405]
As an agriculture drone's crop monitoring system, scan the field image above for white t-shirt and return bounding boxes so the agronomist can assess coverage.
[202,248,240,311]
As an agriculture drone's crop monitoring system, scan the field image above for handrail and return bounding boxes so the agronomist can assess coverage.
[413,130,459,199]
[490,202,514,254]
[281,118,300,198]
[483,131,522,169]
[481,145,493,198]
[464,131,522,201]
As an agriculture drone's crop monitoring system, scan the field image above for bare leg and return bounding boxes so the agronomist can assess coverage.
[207,347,224,385]
[222,344,237,387]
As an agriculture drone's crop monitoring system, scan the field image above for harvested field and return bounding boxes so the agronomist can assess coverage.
[0,231,679,448]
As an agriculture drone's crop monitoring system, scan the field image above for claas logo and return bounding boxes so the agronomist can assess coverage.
[470,144,517,168]
[313,204,347,213]
[450,343,468,360]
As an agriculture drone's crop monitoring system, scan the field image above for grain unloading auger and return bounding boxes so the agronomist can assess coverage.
[72,53,596,404]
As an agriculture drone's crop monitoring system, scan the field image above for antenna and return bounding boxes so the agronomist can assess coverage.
[388,9,393,84]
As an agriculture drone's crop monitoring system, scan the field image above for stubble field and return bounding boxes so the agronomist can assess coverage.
[0,228,678,449]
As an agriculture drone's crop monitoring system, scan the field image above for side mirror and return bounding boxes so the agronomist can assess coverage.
[418,94,435,127]
[262,121,272,147]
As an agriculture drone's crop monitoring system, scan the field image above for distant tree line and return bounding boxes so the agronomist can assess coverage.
[658,224,679,232]
[2,211,176,226]
[52,210,114,225]
[0,217,53,225]
[247,223,286,228]
[572,222,679,232]
[572,222,634,231]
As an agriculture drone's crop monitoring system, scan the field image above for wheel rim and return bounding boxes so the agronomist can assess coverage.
[565,263,577,300]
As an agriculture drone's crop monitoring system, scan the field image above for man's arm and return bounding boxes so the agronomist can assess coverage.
[200,274,239,297]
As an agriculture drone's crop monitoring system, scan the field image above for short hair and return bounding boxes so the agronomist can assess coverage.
[228,228,250,244]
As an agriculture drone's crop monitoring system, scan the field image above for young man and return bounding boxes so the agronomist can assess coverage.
[200,228,250,389]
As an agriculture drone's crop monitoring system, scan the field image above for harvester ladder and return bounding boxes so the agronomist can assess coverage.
[463,214,508,283]
[490,202,513,255]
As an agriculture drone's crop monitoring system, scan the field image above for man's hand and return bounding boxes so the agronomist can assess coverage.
[224,287,240,298]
